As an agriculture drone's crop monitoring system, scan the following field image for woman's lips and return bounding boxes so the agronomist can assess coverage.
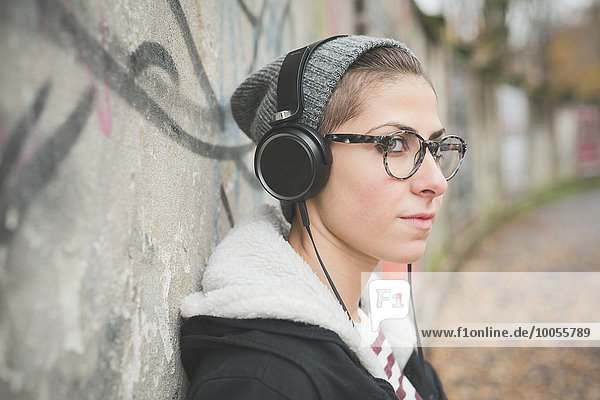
[399,213,435,230]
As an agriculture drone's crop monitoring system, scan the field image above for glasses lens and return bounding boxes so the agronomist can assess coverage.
[384,132,423,179]
[437,137,463,178]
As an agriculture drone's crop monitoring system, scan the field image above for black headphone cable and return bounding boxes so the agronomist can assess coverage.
[408,263,431,399]
[298,202,431,396]
[298,201,354,324]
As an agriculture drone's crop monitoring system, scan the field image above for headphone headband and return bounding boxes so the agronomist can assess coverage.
[255,35,347,204]
[274,35,348,123]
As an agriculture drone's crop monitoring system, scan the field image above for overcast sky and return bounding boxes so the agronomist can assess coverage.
[413,0,597,45]
[414,0,596,17]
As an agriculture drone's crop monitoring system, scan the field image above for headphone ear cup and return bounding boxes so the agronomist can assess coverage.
[254,125,331,203]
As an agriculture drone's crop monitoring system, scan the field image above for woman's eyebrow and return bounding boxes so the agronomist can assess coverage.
[366,122,446,139]
[429,129,446,140]
[366,122,417,134]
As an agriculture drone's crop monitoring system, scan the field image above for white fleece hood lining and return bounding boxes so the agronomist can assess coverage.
[181,204,416,379]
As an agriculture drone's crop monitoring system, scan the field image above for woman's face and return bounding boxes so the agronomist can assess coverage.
[311,75,447,265]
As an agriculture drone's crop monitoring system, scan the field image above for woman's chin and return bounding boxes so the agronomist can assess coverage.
[381,242,426,265]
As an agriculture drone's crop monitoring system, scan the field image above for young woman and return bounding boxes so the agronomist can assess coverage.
[180,35,465,400]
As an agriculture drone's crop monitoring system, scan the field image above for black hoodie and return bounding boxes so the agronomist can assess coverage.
[180,205,446,399]
[181,316,399,399]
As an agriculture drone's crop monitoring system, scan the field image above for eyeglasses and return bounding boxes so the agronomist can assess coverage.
[323,130,467,181]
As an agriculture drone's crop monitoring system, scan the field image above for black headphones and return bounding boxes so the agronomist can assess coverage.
[254,35,347,203]
[253,35,359,324]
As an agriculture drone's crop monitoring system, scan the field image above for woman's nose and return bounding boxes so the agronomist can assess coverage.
[411,151,448,197]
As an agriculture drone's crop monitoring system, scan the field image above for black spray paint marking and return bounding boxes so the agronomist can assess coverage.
[236,0,259,27]
[0,83,51,190]
[129,41,180,85]
[0,86,95,243]
[220,184,235,228]
[1,0,290,238]
[51,0,256,161]
[167,0,224,127]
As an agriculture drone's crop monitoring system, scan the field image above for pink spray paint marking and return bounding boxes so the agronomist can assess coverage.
[16,135,41,169]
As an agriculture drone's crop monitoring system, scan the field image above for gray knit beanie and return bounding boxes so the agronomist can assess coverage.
[230,35,417,222]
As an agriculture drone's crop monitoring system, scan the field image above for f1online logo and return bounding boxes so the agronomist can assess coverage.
[368,280,411,331]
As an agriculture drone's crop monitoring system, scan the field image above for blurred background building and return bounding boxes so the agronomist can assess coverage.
[0,0,598,398]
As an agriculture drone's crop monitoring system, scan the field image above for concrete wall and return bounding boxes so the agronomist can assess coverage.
[0,0,598,399]
[0,0,305,398]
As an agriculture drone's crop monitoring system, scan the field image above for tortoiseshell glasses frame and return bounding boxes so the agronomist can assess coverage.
[323,130,467,181]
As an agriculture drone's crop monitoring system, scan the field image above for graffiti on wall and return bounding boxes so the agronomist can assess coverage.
[0,0,298,246]
[0,0,296,398]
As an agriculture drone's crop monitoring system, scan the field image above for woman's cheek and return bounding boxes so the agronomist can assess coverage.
[343,175,397,226]
[327,147,396,226]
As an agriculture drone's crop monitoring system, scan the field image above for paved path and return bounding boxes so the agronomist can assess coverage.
[428,188,600,399]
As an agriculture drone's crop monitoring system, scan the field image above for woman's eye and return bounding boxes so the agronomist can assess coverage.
[388,137,408,152]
